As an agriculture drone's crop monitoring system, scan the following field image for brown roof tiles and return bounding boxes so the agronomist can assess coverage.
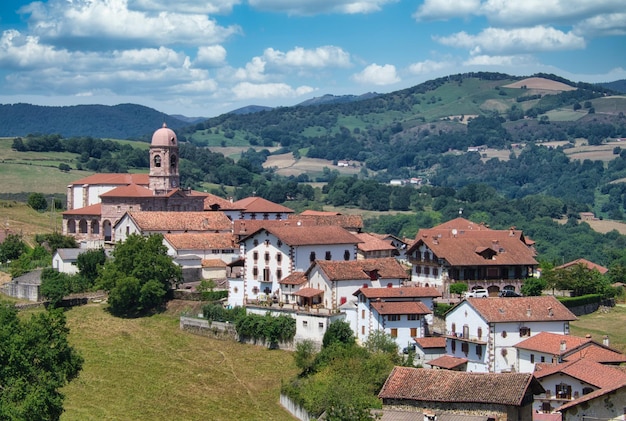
[371,301,431,315]
[232,196,294,213]
[279,272,307,285]
[556,258,609,274]
[414,337,446,349]
[356,232,397,252]
[379,366,538,406]
[313,257,409,281]
[128,211,232,232]
[534,358,626,388]
[260,225,361,246]
[355,286,441,299]
[464,296,577,322]
[62,203,102,216]
[164,233,237,250]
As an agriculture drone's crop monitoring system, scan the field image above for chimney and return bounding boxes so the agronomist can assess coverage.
[526,306,531,317]
[603,335,610,347]
[548,307,553,317]
[560,340,566,352]
[424,411,437,421]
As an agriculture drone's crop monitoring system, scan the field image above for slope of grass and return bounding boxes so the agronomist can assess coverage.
[570,304,626,353]
[61,304,298,421]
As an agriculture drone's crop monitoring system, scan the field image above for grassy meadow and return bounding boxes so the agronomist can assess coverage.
[60,303,298,421]
[570,304,626,353]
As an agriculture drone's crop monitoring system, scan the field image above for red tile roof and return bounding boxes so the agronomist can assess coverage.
[164,233,237,250]
[514,332,591,354]
[379,366,538,406]
[557,379,626,412]
[203,193,240,211]
[100,183,154,198]
[556,258,609,274]
[69,173,149,186]
[260,225,361,246]
[128,211,232,232]
[293,287,324,298]
[232,196,294,213]
[408,217,537,267]
[356,233,397,252]
[354,286,441,299]
[201,259,227,268]
[313,257,409,281]
[371,301,431,315]
[463,296,577,322]
[279,272,307,285]
[534,358,626,388]
[62,203,102,216]
[427,355,469,369]
[564,343,626,363]
[287,213,364,230]
[414,337,446,349]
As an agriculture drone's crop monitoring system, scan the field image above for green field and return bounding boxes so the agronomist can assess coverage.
[60,303,298,421]
[569,304,626,353]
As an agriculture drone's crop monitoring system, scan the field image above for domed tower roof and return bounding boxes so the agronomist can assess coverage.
[151,123,177,147]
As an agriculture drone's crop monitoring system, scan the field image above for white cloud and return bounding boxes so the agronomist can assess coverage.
[413,0,481,21]
[463,54,535,67]
[0,30,72,69]
[352,63,400,85]
[21,0,241,47]
[233,57,268,82]
[248,0,398,15]
[479,0,625,26]
[263,46,351,68]
[574,13,626,37]
[435,26,586,55]
[231,82,314,100]
[129,0,241,14]
[407,59,453,75]
[195,45,227,67]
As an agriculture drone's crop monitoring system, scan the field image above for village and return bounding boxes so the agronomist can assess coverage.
[4,123,626,421]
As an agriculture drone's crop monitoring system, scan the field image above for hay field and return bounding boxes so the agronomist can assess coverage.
[503,77,577,92]
[264,153,362,177]
[61,303,298,421]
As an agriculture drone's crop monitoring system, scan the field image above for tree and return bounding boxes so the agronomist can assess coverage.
[521,277,547,296]
[40,268,72,307]
[363,330,399,357]
[322,320,355,348]
[449,282,468,298]
[294,340,317,375]
[27,192,48,211]
[95,234,182,316]
[0,233,27,263]
[0,304,83,420]
[76,248,106,285]
[58,163,71,172]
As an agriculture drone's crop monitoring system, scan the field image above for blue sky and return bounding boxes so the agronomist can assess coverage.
[0,0,624,118]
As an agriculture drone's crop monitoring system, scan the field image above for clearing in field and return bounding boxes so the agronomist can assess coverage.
[503,77,577,92]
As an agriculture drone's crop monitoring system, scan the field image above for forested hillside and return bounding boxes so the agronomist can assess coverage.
[0,103,188,138]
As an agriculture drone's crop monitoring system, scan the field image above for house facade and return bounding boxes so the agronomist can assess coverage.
[234,225,361,306]
[443,296,577,373]
[406,218,538,296]
[352,286,440,350]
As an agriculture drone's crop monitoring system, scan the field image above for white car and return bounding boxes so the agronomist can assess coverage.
[465,288,489,298]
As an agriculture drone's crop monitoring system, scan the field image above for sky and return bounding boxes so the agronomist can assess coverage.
[0,0,625,118]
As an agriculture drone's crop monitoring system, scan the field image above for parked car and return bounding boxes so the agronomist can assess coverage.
[465,288,489,298]
[499,290,522,297]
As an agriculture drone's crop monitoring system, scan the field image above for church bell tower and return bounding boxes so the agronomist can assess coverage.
[149,123,180,193]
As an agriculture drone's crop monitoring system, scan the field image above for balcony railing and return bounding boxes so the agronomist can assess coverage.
[443,331,487,344]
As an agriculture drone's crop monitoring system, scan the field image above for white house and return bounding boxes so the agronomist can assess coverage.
[443,296,577,373]
[230,196,294,221]
[52,248,83,275]
[306,257,410,310]
[413,337,447,366]
[514,331,626,374]
[352,286,440,350]
[558,378,626,421]
[534,359,626,414]
[236,225,361,306]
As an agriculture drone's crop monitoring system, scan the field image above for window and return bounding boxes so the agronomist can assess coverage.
[318,322,324,328]
[302,321,308,327]
[541,402,552,413]
[253,239,258,247]
[433,268,438,276]
[424,267,430,275]
[263,213,269,220]
[276,269,282,281]
[541,356,545,363]
[264,239,270,246]
[154,155,161,167]
[276,253,282,263]
[309,251,316,262]
[519,326,531,337]
[582,387,593,395]
[461,342,469,355]
[388,315,400,321]
[407,314,418,320]
[252,267,258,279]
[556,383,572,399]
[253,251,258,262]
[361,326,365,335]
[502,330,507,338]
[530,354,535,363]
[415,266,421,275]
[264,252,270,262]
[277,240,282,247]
[325,251,332,260]
[344,250,350,260]
[263,268,270,282]
[451,340,456,352]
[410,328,417,337]
[170,154,176,168]
[451,323,456,333]
[361,310,365,319]
[477,327,482,339]
[390,328,398,338]
[476,344,482,357]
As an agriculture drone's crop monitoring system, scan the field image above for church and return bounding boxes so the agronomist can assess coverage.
[62,124,206,245]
